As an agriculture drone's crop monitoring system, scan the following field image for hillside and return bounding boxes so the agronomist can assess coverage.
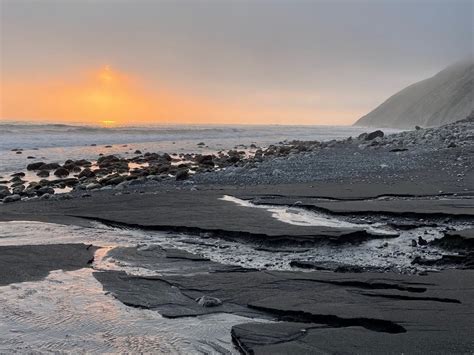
[354,61,473,128]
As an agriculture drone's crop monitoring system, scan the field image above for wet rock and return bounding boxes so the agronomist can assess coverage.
[10,172,25,177]
[12,185,25,195]
[418,236,428,246]
[54,167,70,178]
[196,295,222,307]
[78,168,96,179]
[0,186,11,199]
[36,170,50,178]
[175,169,189,181]
[3,194,21,203]
[39,163,61,171]
[37,186,55,196]
[366,130,384,140]
[195,154,215,166]
[74,159,92,167]
[86,183,102,190]
[26,161,45,170]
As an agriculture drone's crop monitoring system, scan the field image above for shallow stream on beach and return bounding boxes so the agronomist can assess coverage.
[0,215,470,353]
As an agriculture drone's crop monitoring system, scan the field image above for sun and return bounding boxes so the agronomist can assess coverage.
[101,120,117,127]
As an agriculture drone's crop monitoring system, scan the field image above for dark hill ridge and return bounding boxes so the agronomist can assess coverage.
[354,61,473,129]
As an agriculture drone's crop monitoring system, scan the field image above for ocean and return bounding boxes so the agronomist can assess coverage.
[0,122,397,175]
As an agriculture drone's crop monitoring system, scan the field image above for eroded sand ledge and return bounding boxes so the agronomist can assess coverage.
[0,178,473,353]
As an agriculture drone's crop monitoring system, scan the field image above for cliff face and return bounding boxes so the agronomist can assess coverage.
[354,61,473,129]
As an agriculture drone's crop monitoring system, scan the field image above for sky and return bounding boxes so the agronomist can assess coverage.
[1,0,472,126]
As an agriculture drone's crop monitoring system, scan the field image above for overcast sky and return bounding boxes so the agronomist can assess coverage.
[1,0,472,125]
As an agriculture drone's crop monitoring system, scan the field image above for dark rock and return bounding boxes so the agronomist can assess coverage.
[175,169,189,181]
[10,172,25,177]
[78,168,96,178]
[54,167,70,177]
[3,194,21,203]
[411,239,417,247]
[36,170,50,178]
[39,162,61,171]
[27,161,45,170]
[366,130,384,140]
[134,150,142,154]
[27,156,36,159]
[418,236,428,246]
[0,186,11,199]
[37,186,55,196]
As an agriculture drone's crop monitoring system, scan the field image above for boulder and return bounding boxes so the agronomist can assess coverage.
[54,167,70,178]
[0,186,11,199]
[366,130,384,140]
[36,170,50,178]
[37,186,55,196]
[3,194,21,203]
[78,168,96,179]
[26,162,45,170]
[39,163,61,171]
[175,169,189,181]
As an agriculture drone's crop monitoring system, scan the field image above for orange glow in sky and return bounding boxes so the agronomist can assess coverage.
[0,66,361,126]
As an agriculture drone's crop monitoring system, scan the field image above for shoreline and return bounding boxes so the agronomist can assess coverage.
[0,118,473,353]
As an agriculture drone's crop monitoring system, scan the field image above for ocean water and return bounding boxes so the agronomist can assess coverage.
[0,122,395,175]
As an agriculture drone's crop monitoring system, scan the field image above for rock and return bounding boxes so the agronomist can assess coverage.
[12,185,25,195]
[106,176,126,186]
[78,168,95,179]
[3,194,21,203]
[411,239,417,247]
[175,169,189,181]
[195,295,222,307]
[26,162,45,170]
[39,163,61,171]
[418,236,428,246]
[54,167,70,177]
[86,183,102,190]
[37,186,55,196]
[39,193,51,200]
[27,156,35,159]
[0,186,11,199]
[195,154,214,166]
[366,130,384,140]
[10,172,25,177]
[134,150,142,154]
[36,170,50,178]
